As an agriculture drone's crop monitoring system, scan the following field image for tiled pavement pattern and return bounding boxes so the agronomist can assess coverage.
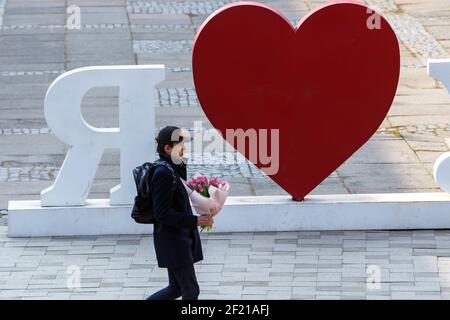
[2,226,450,300]
[1,0,450,300]
[1,0,450,209]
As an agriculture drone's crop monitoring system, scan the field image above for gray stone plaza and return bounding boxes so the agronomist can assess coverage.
[1,0,450,299]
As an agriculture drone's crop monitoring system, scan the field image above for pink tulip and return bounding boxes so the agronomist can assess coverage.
[198,184,203,192]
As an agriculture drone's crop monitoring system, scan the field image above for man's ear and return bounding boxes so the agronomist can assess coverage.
[163,144,172,154]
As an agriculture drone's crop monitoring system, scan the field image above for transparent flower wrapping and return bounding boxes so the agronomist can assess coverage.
[181,177,229,231]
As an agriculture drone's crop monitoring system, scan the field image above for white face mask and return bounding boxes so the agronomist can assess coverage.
[170,141,186,164]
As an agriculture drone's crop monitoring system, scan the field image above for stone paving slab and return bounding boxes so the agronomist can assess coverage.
[1,227,450,299]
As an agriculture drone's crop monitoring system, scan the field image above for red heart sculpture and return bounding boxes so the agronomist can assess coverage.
[192,1,400,200]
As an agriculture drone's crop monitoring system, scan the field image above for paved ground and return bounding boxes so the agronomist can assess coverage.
[2,227,450,300]
[1,0,450,299]
[1,0,450,209]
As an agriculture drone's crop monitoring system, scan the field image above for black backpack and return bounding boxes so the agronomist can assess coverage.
[131,159,177,224]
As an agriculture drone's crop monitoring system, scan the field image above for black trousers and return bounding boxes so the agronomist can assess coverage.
[146,263,200,300]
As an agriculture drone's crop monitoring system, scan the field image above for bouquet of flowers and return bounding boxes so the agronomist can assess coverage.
[182,175,229,231]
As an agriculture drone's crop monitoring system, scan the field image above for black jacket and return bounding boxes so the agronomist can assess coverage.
[151,152,203,268]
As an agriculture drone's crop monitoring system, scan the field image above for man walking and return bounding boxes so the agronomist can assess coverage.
[146,126,214,300]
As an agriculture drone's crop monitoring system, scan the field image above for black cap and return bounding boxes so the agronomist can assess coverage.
[155,126,192,145]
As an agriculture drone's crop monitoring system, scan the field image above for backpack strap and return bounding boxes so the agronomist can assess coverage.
[154,159,177,191]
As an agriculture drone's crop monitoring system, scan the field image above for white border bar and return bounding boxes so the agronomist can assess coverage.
[8,193,450,237]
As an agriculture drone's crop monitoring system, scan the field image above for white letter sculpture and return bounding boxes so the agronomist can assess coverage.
[428,59,450,193]
[41,65,165,206]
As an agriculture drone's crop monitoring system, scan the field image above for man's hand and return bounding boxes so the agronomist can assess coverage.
[197,215,214,227]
